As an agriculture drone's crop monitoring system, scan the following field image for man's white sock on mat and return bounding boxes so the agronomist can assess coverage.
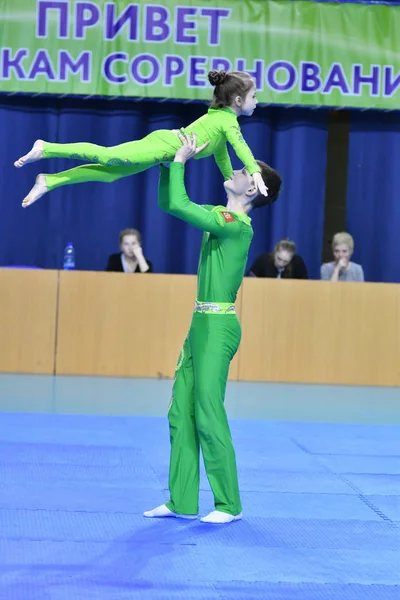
[143,504,197,519]
[200,510,242,524]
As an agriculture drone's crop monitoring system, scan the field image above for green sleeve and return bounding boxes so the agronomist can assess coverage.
[213,143,233,180]
[224,124,261,175]
[160,163,243,238]
[157,164,170,211]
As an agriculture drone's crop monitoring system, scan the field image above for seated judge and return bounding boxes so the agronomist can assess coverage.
[106,228,153,273]
[320,232,364,282]
[247,238,308,279]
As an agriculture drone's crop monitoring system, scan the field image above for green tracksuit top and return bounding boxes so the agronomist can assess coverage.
[183,107,261,179]
[158,163,253,303]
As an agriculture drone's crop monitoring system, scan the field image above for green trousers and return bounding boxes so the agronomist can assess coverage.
[42,130,181,191]
[166,312,242,516]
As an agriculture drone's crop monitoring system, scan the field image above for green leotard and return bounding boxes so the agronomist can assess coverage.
[41,108,260,193]
[158,162,253,516]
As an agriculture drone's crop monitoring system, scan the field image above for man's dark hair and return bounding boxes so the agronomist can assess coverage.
[251,161,282,209]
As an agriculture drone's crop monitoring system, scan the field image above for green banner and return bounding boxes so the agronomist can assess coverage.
[1,0,400,109]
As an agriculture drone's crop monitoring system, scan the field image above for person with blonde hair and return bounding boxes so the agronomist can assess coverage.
[321,232,364,282]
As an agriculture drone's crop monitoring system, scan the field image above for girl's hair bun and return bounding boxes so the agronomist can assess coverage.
[208,70,227,86]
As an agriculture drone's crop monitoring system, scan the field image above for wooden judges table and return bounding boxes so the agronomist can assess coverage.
[1,268,399,387]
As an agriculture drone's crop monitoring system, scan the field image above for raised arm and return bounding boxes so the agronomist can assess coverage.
[162,162,242,238]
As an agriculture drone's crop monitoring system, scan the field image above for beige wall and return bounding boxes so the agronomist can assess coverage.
[1,269,399,386]
[56,272,196,378]
[0,269,58,374]
[238,278,400,386]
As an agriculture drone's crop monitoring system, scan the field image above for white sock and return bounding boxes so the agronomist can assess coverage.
[200,510,242,524]
[143,504,197,519]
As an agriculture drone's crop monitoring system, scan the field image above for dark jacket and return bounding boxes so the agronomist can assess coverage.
[106,253,153,273]
[248,253,308,279]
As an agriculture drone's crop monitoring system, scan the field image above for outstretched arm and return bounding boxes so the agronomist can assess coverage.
[213,143,233,181]
[224,124,268,196]
[224,124,260,175]
[158,133,243,238]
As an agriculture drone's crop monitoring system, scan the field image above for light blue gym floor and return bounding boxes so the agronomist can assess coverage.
[0,374,399,599]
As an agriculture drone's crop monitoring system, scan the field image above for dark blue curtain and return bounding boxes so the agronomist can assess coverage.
[0,97,328,277]
[347,112,400,283]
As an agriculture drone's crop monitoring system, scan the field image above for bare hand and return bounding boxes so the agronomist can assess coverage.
[253,171,268,197]
[337,257,348,270]
[132,243,143,258]
[174,132,210,165]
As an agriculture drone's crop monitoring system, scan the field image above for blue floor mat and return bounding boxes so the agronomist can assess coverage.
[0,412,399,599]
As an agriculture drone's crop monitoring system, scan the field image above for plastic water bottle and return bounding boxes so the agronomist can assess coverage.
[63,242,75,270]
